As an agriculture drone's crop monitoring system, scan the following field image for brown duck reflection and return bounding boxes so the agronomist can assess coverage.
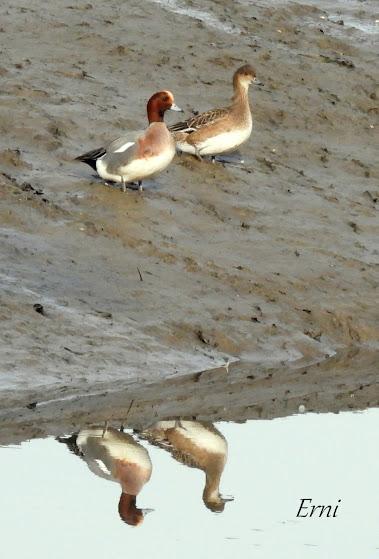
[139,420,233,512]
[58,426,152,526]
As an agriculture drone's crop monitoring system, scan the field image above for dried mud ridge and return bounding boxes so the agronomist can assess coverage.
[0,0,378,435]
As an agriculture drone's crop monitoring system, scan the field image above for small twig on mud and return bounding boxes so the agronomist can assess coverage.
[64,346,85,356]
[137,267,143,282]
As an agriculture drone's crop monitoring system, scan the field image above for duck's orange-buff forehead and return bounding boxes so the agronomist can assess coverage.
[160,90,174,104]
[149,91,174,104]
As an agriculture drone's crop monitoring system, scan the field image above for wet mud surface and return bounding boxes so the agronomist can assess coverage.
[0,349,377,446]
[0,0,378,437]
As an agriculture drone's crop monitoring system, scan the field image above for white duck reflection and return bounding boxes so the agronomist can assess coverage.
[58,426,152,526]
[138,420,233,512]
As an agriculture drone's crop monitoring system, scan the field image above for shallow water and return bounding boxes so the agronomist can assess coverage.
[1,409,378,558]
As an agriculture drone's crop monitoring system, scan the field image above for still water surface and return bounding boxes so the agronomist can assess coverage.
[1,409,378,558]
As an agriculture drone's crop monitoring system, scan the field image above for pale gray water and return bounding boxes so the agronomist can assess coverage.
[1,409,378,558]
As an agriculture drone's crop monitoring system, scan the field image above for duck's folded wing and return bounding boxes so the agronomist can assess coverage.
[169,108,229,134]
[103,139,140,175]
[75,131,143,170]
[170,447,201,469]
[139,432,201,470]
[106,130,142,154]
[83,456,114,481]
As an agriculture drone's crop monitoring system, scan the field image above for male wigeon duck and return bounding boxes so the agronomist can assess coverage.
[139,420,233,512]
[169,64,260,160]
[75,91,182,191]
[58,426,153,526]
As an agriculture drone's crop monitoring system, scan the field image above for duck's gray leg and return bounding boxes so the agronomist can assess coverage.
[194,147,203,161]
[138,181,143,192]
[121,177,126,192]
[102,420,108,437]
[174,418,187,430]
[224,358,231,373]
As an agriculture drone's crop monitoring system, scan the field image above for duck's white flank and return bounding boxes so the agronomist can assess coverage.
[105,439,152,468]
[155,420,227,455]
[77,428,102,448]
[96,150,174,183]
[177,126,252,156]
[77,428,152,469]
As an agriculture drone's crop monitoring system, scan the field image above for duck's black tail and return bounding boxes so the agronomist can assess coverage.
[56,433,83,456]
[75,147,106,171]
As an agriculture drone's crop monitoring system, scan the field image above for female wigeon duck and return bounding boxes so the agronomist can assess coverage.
[75,91,182,191]
[58,426,153,526]
[169,64,260,160]
[139,420,233,512]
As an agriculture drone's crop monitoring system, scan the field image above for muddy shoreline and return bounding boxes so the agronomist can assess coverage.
[0,0,378,438]
[0,349,377,446]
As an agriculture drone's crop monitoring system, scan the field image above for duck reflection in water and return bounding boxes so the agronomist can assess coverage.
[138,420,233,512]
[58,425,152,526]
